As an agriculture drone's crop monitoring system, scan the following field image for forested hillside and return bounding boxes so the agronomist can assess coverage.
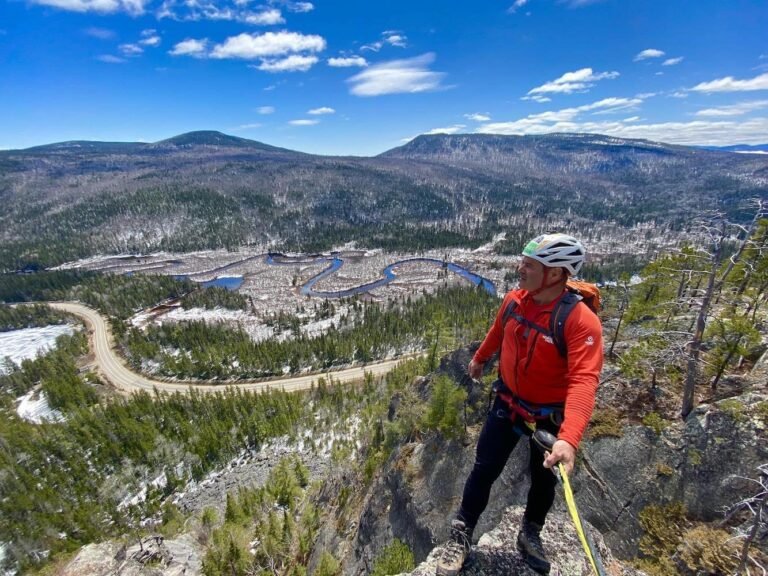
[2,131,766,271]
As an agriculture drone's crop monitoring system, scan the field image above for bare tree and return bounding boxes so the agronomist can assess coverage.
[721,464,768,576]
[681,204,766,419]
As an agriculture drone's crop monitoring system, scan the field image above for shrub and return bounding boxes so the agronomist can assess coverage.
[719,399,747,423]
[422,375,467,440]
[588,407,623,439]
[314,551,341,576]
[679,525,739,574]
[642,412,669,435]
[638,502,687,561]
[371,539,416,576]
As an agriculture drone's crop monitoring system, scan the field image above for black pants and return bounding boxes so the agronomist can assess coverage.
[457,396,559,530]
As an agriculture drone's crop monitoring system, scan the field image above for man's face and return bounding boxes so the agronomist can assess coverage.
[517,256,547,292]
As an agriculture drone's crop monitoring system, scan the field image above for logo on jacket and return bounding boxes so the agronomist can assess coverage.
[543,335,553,344]
[585,336,595,346]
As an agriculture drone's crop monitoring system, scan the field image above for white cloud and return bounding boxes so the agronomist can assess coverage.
[308,107,335,115]
[662,57,683,66]
[476,108,768,146]
[347,53,447,97]
[561,0,605,6]
[424,124,466,135]
[465,113,491,122]
[210,31,325,59]
[671,91,688,98]
[256,106,275,114]
[256,54,319,72]
[634,48,665,61]
[288,1,313,12]
[695,100,768,117]
[586,97,643,114]
[623,116,640,122]
[84,27,115,39]
[169,38,209,57]
[328,56,367,68]
[156,0,297,23]
[96,54,125,63]
[690,72,768,93]
[507,0,528,13]
[476,96,643,133]
[120,43,143,55]
[243,9,284,24]
[30,0,147,14]
[140,33,161,47]
[362,31,409,52]
[233,123,262,131]
[522,94,552,102]
[385,33,407,48]
[527,67,619,95]
[289,119,319,126]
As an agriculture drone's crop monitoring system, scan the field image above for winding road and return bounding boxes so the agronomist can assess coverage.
[49,302,413,396]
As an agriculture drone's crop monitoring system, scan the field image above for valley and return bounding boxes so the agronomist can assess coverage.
[1,132,767,576]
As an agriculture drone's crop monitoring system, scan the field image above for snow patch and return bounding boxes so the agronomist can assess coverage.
[472,232,507,253]
[16,388,65,424]
[0,324,75,375]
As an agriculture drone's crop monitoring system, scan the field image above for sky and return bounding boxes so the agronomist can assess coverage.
[1,0,768,155]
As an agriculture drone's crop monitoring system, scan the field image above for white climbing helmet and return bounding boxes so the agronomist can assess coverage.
[521,233,585,276]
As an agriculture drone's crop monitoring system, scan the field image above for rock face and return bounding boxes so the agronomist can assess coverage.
[405,506,643,576]
[60,534,203,576]
[345,345,768,573]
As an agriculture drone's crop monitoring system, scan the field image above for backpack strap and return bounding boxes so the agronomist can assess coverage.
[550,291,583,358]
[501,292,583,358]
[502,300,552,339]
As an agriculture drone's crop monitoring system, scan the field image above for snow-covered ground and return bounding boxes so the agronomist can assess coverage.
[16,388,65,424]
[0,324,74,375]
[59,244,649,353]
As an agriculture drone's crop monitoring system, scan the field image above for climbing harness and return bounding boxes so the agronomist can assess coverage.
[487,379,564,435]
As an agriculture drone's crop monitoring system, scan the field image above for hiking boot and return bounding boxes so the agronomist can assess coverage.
[436,519,473,576]
[517,518,551,574]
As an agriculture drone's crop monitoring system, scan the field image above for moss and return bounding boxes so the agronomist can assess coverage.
[688,448,702,467]
[631,556,679,576]
[638,502,688,563]
[679,525,739,574]
[755,400,768,424]
[656,463,674,477]
[719,399,747,423]
[642,412,670,435]
[588,407,624,439]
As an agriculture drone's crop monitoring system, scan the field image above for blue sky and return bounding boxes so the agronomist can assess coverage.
[1,0,767,155]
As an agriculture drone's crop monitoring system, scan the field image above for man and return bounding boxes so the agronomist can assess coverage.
[436,233,603,575]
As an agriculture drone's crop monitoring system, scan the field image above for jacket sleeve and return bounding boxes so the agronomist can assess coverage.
[557,304,603,449]
[472,292,514,364]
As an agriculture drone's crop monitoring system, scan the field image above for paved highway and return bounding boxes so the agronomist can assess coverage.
[49,302,412,395]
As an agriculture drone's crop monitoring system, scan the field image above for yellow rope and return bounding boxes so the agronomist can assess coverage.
[558,462,602,576]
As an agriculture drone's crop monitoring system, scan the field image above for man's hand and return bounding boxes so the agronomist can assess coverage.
[543,439,576,476]
[468,359,484,380]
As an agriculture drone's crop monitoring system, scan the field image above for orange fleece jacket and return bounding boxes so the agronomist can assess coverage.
[473,289,603,449]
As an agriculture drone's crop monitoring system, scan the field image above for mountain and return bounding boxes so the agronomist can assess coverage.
[1,131,767,271]
[153,130,299,153]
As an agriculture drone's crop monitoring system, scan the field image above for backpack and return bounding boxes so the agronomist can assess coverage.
[501,280,600,358]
